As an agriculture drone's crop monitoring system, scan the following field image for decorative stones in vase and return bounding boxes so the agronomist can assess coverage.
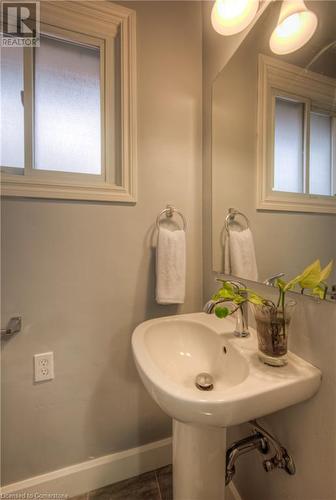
[252,300,296,367]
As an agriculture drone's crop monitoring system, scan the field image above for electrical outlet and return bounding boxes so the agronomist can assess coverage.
[34,352,54,382]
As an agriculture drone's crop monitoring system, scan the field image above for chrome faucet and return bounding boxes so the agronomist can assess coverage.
[204,280,250,338]
[263,273,285,287]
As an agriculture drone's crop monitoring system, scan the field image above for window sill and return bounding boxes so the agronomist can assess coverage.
[1,174,136,203]
[257,190,336,214]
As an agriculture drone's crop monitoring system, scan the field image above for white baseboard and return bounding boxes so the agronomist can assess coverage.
[1,436,242,500]
[1,437,172,497]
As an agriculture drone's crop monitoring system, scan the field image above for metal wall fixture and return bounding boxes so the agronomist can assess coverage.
[156,204,187,231]
[263,272,285,287]
[1,316,22,338]
[226,419,296,485]
[225,207,250,234]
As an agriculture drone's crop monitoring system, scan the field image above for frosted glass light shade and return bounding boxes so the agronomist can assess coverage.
[270,0,318,55]
[211,0,259,36]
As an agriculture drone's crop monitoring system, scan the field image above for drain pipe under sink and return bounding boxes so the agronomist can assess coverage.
[226,420,296,485]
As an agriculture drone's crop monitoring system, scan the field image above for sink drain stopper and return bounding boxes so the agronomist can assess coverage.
[195,372,214,391]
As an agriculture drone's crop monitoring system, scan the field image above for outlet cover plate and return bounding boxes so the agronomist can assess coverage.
[34,352,54,382]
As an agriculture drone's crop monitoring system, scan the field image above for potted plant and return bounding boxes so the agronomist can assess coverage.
[213,260,333,366]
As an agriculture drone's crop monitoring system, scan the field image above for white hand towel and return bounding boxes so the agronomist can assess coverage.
[224,235,231,274]
[228,228,258,281]
[156,227,186,305]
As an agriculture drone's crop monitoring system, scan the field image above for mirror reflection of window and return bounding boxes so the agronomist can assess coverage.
[310,111,334,196]
[274,97,304,194]
[273,95,335,197]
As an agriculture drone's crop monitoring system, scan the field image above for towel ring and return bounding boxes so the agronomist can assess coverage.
[225,208,250,233]
[156,205,187,231]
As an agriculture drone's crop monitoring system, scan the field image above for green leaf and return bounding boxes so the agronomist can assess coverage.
[231,293,246,304]
[276,278,287,290]
[247,292,264,305]
[284,259,321,291]
[311,285,326,299]
[219,281,235,293]
[320,260,333,282]
[217,288,235,299]
[212,280,247,305]
[215,306,230,318]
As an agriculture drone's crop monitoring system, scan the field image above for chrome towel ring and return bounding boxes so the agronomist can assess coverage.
[225,208,250,233]
[156,205,187,231]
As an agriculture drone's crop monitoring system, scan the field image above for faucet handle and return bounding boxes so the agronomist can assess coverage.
[263,273,285,287]
[215,277,247,291]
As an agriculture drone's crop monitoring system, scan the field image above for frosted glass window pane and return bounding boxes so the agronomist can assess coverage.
[0,47,24,169]
[34,35,101,175]
[274,97,304,193]
[309,112,332,196]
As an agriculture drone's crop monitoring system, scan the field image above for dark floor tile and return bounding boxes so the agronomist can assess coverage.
[89,471,161,500]
[156,465,172,500]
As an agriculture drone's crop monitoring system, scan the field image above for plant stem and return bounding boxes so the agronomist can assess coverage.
[281,289,286,338]
[323,286,328,300]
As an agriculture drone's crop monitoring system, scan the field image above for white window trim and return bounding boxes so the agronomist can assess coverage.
[1,1,137,203]
[257,54,336,214]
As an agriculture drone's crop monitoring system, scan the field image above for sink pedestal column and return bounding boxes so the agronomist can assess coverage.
[173,419,227,500]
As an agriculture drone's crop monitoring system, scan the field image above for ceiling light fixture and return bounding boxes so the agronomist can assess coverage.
[270,0,318,55]
[211,0,259,36]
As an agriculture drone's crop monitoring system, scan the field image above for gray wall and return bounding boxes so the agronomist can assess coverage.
[231,285,336,500]
[1,1,203,485]
[202,2,336,499]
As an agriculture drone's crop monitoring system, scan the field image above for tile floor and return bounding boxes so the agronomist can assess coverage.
[71,465,172,500]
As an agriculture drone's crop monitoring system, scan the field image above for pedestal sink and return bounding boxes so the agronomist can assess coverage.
[132,313,321,500]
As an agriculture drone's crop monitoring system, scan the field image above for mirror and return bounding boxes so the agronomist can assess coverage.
[211,1,336,297]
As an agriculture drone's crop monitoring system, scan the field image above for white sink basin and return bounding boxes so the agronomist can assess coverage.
[132,312,321,427]
[132,312,321,500]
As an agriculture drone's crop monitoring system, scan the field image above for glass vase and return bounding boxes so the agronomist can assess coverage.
[251,300,296,367]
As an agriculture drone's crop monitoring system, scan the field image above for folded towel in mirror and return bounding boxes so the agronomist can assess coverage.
[225,228,258,281]
[156,227,186,304]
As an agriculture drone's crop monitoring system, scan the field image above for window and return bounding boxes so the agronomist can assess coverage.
[274,97,305,194]
[257,55,336,213]
[310,111,334,196]
[274,97,335,197]
[1,47,24,169]
[34,34,101,175]
[1,2,137,202]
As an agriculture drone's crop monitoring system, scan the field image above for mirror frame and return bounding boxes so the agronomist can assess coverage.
[257,55,336,214]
